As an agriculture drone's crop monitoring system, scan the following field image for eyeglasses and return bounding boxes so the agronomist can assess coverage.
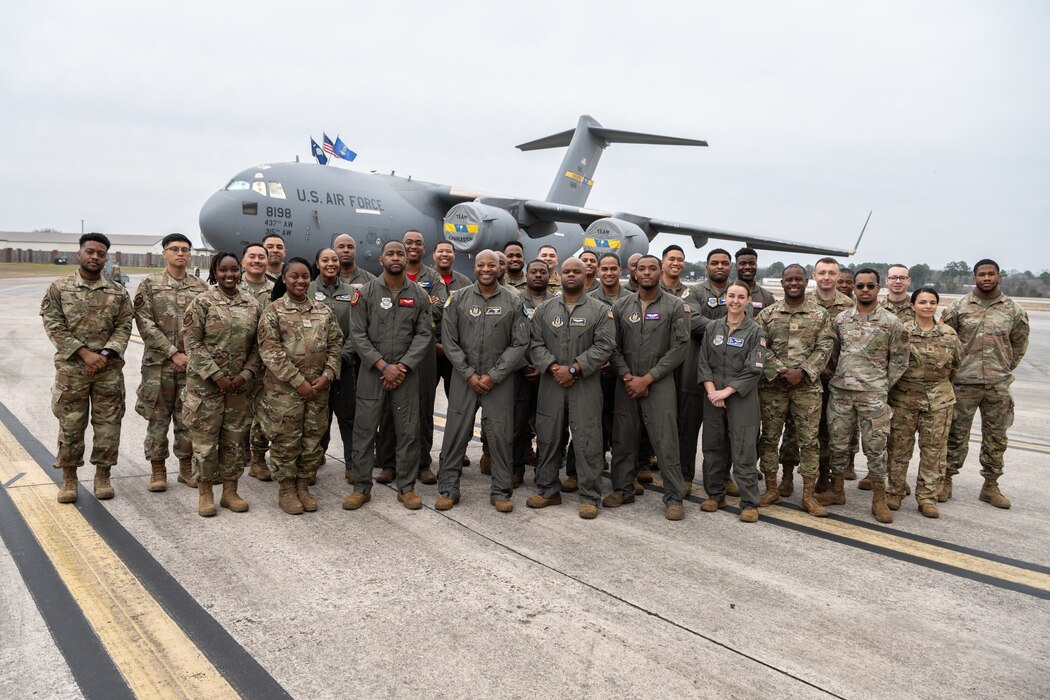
[855,283,879,290]
[887,275,910,281]
[166,246,191,254]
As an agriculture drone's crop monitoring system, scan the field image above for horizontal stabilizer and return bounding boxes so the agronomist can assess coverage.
[589,128,707,148]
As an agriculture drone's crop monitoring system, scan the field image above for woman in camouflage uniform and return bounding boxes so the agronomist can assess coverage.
[182,252,263,517]
[887,287,961,518]
[258,258,343,515]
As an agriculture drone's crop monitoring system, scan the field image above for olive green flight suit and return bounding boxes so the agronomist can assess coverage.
[308,277,357,468]
[610,291,690,505]
[530,295,615,505]
[513,290,555,475]
[436,284,529,501]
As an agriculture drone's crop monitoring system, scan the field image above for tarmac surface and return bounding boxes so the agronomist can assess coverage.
[1,273,1048,699]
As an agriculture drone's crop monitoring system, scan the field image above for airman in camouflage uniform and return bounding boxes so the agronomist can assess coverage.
[941,260,1029,508]
[239,241,277,480]
[133,233,208,490]
[887,315,960,516]
[182,280,262,515]
[40,234,133,503]
[257,277,343,514]
[879,264,915,324]
[755,265,835,515]
[819,269,909,523]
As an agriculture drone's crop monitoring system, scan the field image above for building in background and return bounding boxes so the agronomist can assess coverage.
[0,231,211,268]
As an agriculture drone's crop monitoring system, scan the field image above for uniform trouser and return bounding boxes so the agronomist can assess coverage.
[183,389,251,484]
[51,361,126,470]
[351,371,421,494]
[701,395,761,507]
[437,374,514,501]
[437,354,453,401]
[536,377,604,506]
[565,373,615,475]
[137,364,191,461]
[827,387,892,482]
[377,349,436,470]
[249,381,269,455]
[611,378,686,506]
[779,388,858,469]
[888,402,953,503]
[677,387,704,483]
[259,387,330,482]
[321,359,356,467]
[759,384,822,479]
[513,374,538,476]
[946,381,1014,481]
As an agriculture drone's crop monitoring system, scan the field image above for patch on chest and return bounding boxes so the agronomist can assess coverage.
[644,312,661,321]
[469,305,482,318]
[727,337,744,347]
[713,334,724,346]
[486,307,502,316]
[569,317,586,327]
[314,292,326,301]
[628,311,641,323]
[552,315,564,328]
[398,298,415,307]
[380,297,392,310]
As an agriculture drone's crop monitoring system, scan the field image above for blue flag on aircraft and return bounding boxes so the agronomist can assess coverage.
[333,136,357,162]
[311,138,329,165]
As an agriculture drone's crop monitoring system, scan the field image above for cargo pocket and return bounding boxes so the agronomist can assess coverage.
[181,393,203,430]
[135,379,162,420]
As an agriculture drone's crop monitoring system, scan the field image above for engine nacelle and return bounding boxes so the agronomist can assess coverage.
[582,218,650,261]
[443,203,518,253]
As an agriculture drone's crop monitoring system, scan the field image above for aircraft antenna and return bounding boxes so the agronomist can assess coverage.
[850,211,872,254]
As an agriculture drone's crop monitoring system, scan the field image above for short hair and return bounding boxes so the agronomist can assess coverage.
[162,233,191,249]
[661,244,685,258]
[579,250,598,262]
[79,232,110,250]
[538,244,558,255]
[973,258,1000,274]
[434,240,454,251]
[503,241,524,252]
[403,229,423,237]
[782,263,806,277]
[598,252,621,267]
[911,286,939,304]
[526,258,549,271]
[636,254,661,267]
[381,240,406,254]
[855,267,880,284]
[726,280,752,297]
[888,263,909,273]
[241,242,266,258]
[815,256,839,268]
[838,267,854,277]
[735,246,758,259]
[262,233,284,245]
[707,248,731,262]
[207,251,240,285]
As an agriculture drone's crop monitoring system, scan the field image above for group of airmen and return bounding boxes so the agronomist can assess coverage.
[41,230,1029,523]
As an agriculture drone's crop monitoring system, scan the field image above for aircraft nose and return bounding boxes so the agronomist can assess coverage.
[199,191,237,250]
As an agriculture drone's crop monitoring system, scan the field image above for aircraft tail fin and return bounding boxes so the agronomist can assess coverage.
[516,115,707,208]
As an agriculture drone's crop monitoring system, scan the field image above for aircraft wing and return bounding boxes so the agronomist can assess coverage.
[517,199,863,257]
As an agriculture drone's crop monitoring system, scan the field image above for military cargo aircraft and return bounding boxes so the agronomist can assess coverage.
[199,115,864,275]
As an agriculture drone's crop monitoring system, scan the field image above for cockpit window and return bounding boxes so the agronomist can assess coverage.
[225,180,250,191]
[251,181,267,195]
[267,182,286,199]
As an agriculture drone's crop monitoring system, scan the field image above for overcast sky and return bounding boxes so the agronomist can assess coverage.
[2,1,1047,271]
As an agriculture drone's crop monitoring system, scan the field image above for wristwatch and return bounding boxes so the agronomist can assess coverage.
[568,365,578,377]
[100,349,116,359]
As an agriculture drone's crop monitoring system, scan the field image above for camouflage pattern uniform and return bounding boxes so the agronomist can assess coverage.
[41,270,133,470]
[780,290,856,469]
[879,296,916,324]
[887,321,961,502]
[307,277,356,468]
[942,292,1029,480]
[257,296,343,482]
[506,273,528,292]
[697,316,767,506]
[133,271,207,462]
[609,291,690,506]
[827,306,909,482]
[756,297,835,479]
[240,277,275,457]
[182,289,262,483]
[349,277,433,494]
[436,284,529,502]
[530,294,616,505]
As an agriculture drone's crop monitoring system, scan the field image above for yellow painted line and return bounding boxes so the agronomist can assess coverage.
[0,424,239,699]
[433,413,482,439]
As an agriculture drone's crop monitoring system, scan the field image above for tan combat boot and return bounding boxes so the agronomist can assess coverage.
[637,468,654,483]
[815,464,831,493]
[800,476,828,517]
[296,477,318,512]
[560,477,578,493]
[759,473,780,506]
[249,452,272,481]
[526,493,562,509]
[739,507,759,523]
[844,462,858,480]
[816,474,846,506]
[918,502,940,518]
[479,453,492,476]
[778,465,795,497]
[871,483,893,523]
[177,457,197,488]
[57,466,78,504]
[937,474,953,502]
[725,479,740,497]
[220,479,249,512]
[94,467,115,500]
[147,460,167,492]
[979,479,1011,509]
[885,485,903,511]
[198,482,217,517]
[278,479,304,515]
[342,491,370,510]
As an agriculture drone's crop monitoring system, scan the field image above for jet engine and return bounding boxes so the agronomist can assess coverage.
[442,203,518,253]
[582,218,650,261]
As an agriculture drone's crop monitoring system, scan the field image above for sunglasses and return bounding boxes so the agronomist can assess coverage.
[855,283,879,290]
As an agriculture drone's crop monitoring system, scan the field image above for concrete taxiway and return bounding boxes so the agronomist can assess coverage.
[0,273,1047,699]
